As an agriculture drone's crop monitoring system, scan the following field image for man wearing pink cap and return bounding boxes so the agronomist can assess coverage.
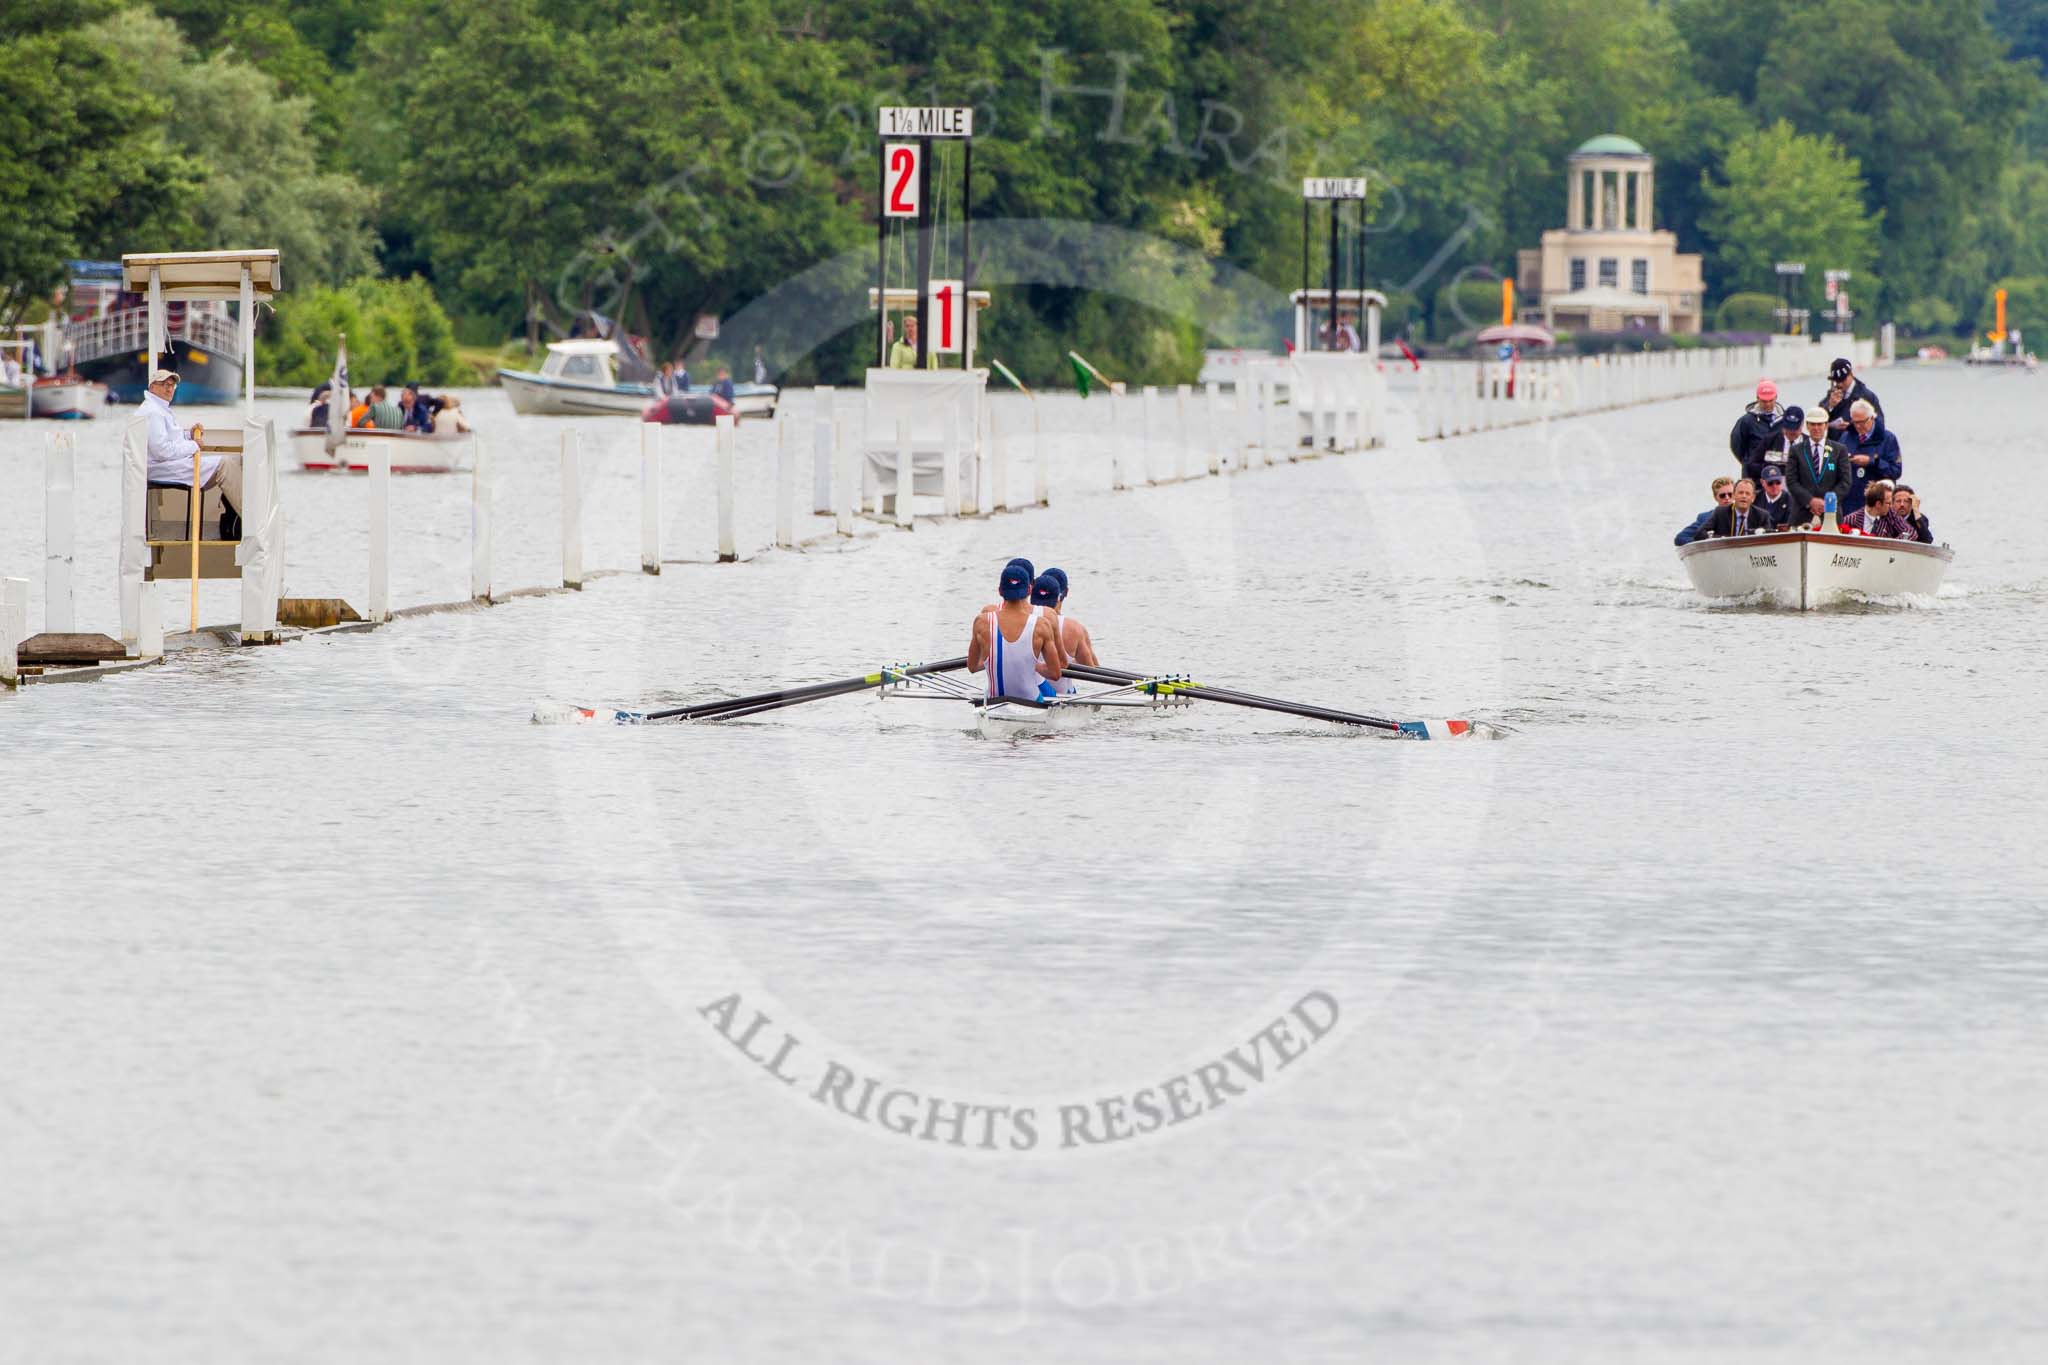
[1728,379,1784,485]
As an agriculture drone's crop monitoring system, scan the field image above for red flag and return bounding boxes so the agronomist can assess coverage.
[1396,339,1420,371]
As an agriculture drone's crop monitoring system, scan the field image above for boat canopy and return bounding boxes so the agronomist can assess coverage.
[540,339,622,384]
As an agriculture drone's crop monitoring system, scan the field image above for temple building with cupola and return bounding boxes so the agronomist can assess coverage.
[1515,135,1705,335]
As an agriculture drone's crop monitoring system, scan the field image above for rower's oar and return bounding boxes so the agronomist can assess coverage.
[1064,663,1481,739]
[533,657,968,726]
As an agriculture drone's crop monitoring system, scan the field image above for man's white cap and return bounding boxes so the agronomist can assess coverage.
[1803,408,1828,424]
[148,368,180,385]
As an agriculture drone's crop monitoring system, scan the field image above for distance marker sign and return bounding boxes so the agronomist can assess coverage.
[929,280,964,353]
[1302,178,1367,200]
[882,143,921,218]
[877,107,974,138]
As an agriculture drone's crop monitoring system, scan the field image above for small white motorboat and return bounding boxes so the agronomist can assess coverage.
[498,338,776,418]
[31,377,108,420]
[292,426,469,473]
[1678,529,1954,609]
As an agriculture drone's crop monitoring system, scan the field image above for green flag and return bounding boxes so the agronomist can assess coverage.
[1070,354,1091,398]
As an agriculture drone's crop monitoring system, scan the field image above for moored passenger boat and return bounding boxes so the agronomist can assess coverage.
[31,376,108,420]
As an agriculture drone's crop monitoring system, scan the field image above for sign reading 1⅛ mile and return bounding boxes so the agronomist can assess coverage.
[877,106,974,138]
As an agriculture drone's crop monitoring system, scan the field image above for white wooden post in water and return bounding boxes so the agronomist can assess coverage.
[561,429,584,588]
[983,398,998,513]
[1032,399,1048,506]
[775,412,795,548]
[1108,385,1126,489]
[895,417,914,529]
[1205,382,1222,475]
[640,422,661,574]
[816,406,844,535]
[715,415,737,561]
[44,432,74,634]
[942,405,962,517]
[1141,385,1160,483]
[0,577,25,687]
[811,387,834,514]
[1175,383,1192,480]
[470,434,493,603]
[367,441,390,622]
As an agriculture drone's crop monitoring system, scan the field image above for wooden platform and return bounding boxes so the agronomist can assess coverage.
[19,633,126,665]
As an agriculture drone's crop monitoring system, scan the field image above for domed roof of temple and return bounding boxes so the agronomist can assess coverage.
[1572,134,1649,158]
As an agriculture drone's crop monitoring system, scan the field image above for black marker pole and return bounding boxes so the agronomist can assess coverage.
[914,136,934,369]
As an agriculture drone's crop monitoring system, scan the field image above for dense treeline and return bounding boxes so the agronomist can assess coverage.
[4,0,2046,382]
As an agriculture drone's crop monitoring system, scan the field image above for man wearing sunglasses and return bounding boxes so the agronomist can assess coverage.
[1675,477,1735,546]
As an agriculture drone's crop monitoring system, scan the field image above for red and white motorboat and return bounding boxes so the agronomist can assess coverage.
[292,425,470,473]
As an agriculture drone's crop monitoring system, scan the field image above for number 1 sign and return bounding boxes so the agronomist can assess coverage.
[929,279,964,353]
[883,143,921,218]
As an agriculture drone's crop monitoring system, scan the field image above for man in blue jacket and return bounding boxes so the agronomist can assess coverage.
[1675,477,1734,545]
[1837,399,1901,514]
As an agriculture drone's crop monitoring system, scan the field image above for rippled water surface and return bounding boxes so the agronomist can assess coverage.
[3,365,2044,1363]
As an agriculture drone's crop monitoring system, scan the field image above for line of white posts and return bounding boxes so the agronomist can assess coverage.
[1410,337,1876,440]
[4,340,1869,680]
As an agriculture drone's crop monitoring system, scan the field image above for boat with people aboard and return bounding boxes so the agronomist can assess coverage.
[1678,527,1953,609]
[498,338,777,419]
[291,425,468,473]
[1697,358,1953,608]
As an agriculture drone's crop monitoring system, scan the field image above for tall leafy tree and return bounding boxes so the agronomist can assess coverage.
[1698,121,1880,294]
[0,1,195,322]
[85,13,376,286]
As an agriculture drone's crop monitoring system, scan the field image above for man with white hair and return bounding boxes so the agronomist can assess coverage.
[141,368,240,533]
[1836,397,1901,517]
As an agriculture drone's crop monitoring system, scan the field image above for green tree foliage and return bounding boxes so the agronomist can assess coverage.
[1990,274,2048,337]
[1714,292,1778,331]
[1431,277,1510,342]
[1679,0,2036,316]
[11,0,2048,369]
[0,1,196,322]
[84,13,375,287]
[1699,122,1880,294]
[258,274,456,385]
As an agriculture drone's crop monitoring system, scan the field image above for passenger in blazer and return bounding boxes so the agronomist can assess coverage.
[1786,408,1849,522]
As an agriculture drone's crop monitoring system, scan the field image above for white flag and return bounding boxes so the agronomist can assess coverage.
[324,336,350,456]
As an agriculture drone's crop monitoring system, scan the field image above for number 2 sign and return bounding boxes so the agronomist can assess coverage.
[883,143,921,218]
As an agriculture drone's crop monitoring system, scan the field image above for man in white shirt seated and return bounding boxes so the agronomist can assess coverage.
[141,368,239,533]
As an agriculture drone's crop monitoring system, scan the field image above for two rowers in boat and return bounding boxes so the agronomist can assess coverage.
[966,557,1100,702]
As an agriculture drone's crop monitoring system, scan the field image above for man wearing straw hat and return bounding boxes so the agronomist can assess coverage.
[141,368,240,535]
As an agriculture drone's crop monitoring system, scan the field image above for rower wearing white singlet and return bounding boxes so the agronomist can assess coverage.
[1036,567,1099,695]
[967,563,1065,701]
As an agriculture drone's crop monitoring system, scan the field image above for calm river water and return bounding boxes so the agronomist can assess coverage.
[3,364,2043,1363]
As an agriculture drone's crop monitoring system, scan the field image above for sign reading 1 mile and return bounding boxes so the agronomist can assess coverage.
[877,106,974,138]
[1302,178,1367,200]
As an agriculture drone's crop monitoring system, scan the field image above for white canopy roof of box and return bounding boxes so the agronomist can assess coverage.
[122,250,281,301]
[867,286,992,310]
[1289,288,1388,307]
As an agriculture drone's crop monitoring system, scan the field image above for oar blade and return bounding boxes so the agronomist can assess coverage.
[531,701,646,725]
